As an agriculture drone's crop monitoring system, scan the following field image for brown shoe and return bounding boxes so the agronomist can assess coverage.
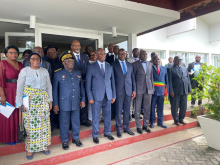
[174,122,180,126]
[179,121,188,125]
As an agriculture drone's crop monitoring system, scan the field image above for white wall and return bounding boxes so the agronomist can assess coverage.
[137,17,220,65]
[210,23,220,42]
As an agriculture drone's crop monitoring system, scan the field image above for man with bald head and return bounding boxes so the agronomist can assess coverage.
[187,55,203,107]
[86,48,116,144]
[71,40,91,127]
[23,46,52,80]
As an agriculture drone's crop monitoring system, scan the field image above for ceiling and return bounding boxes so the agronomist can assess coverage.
[199,10,220,25]
[0,0,179,34]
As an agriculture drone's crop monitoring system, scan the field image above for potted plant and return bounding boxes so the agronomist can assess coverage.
[192,63,220,151]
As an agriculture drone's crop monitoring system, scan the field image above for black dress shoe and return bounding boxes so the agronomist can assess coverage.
[104,134,114,140]
[137,128,143,134]
[124,129,135,136]
[174,122,180,126]
[81,121,91,127]
[179,121,188,125]
[117,131,122,138]
[72,139,82,147]
[93,137,99,144]
[142,126,151,133]
[132,114,135,118]
[140,116,143,119]
[62,142,69,150]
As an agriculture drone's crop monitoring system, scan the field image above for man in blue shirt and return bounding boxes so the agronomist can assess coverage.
[187,55,203,107]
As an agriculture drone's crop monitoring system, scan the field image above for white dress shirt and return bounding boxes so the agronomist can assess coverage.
[97,60,105,72]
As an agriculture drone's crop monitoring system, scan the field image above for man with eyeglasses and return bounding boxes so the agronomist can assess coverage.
[71,40,91,127]
[168,56,192,126]
[23,46,52,81]
[53,51,86,150]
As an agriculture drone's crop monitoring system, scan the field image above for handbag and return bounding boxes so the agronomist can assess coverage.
[17,105,27,142]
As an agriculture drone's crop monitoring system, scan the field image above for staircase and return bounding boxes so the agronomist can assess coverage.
[0,104,200,165]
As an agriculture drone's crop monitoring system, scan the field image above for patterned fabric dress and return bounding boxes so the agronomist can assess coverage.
[16,67,52,152]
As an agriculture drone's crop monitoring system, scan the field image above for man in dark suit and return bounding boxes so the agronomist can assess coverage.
[105,43,116,65]
[112,49,136,138]
[71,40,91,127]
[133,50,154,134]
[168,56,192,126]
[187,55,203,107]
[53,51,86,150]
[86,48,116,144]
[23,46,52,80]
[150,56,169,128]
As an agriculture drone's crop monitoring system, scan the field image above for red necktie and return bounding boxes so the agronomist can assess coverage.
[156,66,160,75]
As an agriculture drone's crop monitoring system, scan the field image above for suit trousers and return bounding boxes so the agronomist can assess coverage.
[50,109,59,130]
[170,94,187,123]
[191,80,203,105]
[80,84,88,124]
[91,94,111,137]
[135,93,152,128]
[115,93,132,132]
[59,110,80,142]
[150,95,164,125]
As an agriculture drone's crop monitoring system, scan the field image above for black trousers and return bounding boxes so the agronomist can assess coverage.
[191,80,203,105]
[170,94,187,123]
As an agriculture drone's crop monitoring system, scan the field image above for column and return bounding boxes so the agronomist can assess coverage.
[128,34,137,58]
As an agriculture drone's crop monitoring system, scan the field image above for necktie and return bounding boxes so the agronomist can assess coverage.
[39,62,42,67]
[156,65,160,75]
[121,61,127,74]
[101,64,105,76]
[179,66,182,72]
[141,61,146,63]
[76,55,81,67]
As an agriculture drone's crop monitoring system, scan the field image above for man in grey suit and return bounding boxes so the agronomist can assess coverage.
[23,46,52,80]
[86,48,116,144]
[168,56,192,126]
[112,49,136,138]
[133,50,154,134]
[127,48,140,120]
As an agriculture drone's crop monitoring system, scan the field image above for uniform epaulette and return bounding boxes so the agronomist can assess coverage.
[75,69,81,73]
[54,68,62,72]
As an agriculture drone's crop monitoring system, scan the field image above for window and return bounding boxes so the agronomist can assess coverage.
[142,49,166,61]
[212,54,220,67]
[169,51,207,67]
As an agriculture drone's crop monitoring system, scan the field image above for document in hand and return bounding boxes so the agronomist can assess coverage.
[0,102,15,118]
[23,95,29,109]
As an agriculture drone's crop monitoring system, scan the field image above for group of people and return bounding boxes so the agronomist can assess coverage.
[0,40,203,160]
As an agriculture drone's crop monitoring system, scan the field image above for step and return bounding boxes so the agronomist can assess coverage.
[60,127,203,165]
[0,117,198,165]
[0,109,192,157]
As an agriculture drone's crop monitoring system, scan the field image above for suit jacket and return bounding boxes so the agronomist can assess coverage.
[187,62,203,82]
[72,53,89,80]
[112,59,136,96]
[168,65,192,95]
[152,65,169,96]
[23,59,52,81]
[133,60,154,95]
[105,53,116,65]
[86,61,116,101]
[52,68,85,111]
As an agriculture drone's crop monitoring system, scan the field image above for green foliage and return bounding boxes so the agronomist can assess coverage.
[192,63,220,121]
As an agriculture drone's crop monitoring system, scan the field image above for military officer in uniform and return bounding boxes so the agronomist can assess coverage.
[53,50,86,150]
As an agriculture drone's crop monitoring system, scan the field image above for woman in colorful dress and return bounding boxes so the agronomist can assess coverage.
[0,45,24,144]
[16,53,53,160]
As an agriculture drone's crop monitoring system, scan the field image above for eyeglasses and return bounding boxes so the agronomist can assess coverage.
[8,52,18,55]
[174,59,182,61]
[64,59,74,62]
[30,58,40,61]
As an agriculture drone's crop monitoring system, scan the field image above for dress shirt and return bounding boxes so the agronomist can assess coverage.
[140,60,147,73]
[133,57,139,62]
[73,52,81,60]
[118,59,127,74]
[153,65,160,71]
[97,60,105,72]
